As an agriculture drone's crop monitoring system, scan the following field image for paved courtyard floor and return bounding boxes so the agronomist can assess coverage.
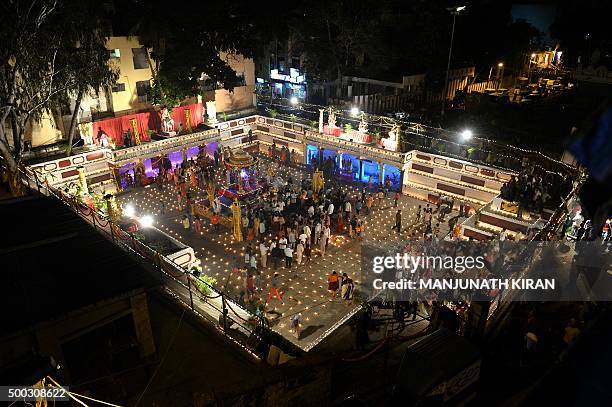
[118,160,458,351]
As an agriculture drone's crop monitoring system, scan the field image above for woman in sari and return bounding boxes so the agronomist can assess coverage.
[327,271,339,299]
[336,211,345,234]
[341,273,354,303]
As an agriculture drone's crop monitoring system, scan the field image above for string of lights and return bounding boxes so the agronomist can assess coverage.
[259,96,574,172]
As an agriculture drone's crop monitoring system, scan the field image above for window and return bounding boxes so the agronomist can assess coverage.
[112,83,126,93]
[136,80,150,102]
[132,47,148,69]
[109,48,121,58]
[235,72,246,87]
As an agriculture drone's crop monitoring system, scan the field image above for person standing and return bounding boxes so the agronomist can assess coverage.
[182,215,190,231]
[304,241,312,264]
[341,273,354,303]
[344,200,352,220]
[272,245,282,270]
[350,216,357,238]
[327,201,335,216]
[319,229,327,256]
[291,313,301,339]
[392,210,402,233]
[285,245,294,268]
[211,212,220,232]
[193,215,202,234]
[394,191,400,207]
[366,194,373,214]
[314,222,322,245]
[268,272,282,301]
[259,241,269,268]
[328,271,339,299]
[295,241,304,265]
[258,217,266,239]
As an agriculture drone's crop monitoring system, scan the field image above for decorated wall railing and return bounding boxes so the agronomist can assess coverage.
[304,130,405,167]
[108,128,219,164]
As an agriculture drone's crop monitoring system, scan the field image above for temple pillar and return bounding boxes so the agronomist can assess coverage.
[109,164,122,192]
[318,146,324,168]
[379,162,384,185]
[77,166,89,196]
[318,108,325,134]
[181,148,188,164]
[359,159,364,182]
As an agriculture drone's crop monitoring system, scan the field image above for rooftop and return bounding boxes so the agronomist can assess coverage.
[0,196,159,335]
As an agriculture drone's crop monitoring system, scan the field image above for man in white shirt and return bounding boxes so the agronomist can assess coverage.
[308,205,315,217]
[259,242,269,268]
[344,201,352,218]
[284,246,294,268]
[299,231,308,245]
[323,226,331,249]
[327,202,334,215]
[278,236,287,250]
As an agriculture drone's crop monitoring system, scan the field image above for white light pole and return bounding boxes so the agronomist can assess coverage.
[441,5,466,119]
[528,53,536,83]
[497,62,504,89]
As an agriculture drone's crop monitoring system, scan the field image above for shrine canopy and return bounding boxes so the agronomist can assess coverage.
[225,148,257,169]
[91,103,204,147]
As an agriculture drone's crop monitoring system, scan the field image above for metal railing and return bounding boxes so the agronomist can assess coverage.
[9,163,285,359]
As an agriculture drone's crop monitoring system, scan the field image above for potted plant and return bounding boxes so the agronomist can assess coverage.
[196,274,217,298]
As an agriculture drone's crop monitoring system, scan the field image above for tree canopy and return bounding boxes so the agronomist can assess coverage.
[114,0,282,106]
[0,0,116,189]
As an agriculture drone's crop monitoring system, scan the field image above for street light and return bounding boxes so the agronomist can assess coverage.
[497,62,504,89]
[528,54,536,82]
[350,106,360,116]
[124,204,135,218]
[460,129,473,141]
[289,96,298,105]
[441,5,466,119]
[140,215,154,228]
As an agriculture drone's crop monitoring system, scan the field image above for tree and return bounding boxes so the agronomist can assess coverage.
[116,0,280,106]
[0,0,117,193]
[290,0,381,85]
[59,1,118,156]
[0,1,73,193]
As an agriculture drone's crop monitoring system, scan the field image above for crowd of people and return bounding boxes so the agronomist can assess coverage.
[500,166,570,220]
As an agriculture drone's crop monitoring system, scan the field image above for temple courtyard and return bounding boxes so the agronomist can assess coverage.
[116,157,458,351]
